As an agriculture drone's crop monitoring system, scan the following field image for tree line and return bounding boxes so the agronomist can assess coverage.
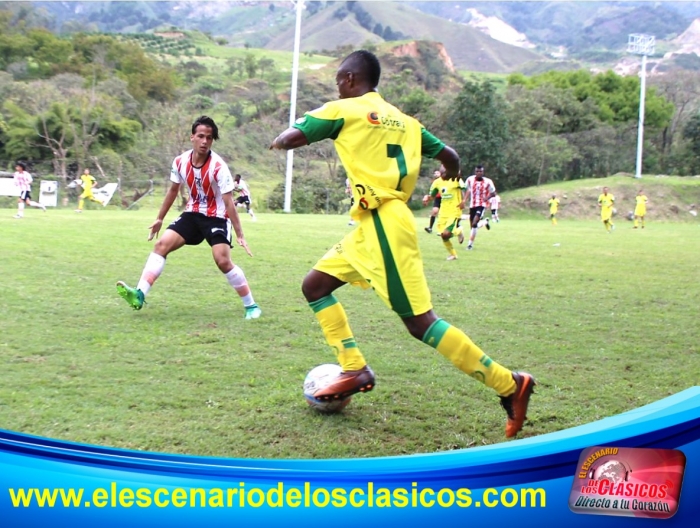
[2,4,700,214]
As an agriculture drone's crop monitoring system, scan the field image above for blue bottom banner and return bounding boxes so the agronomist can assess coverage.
[2,387,699,527]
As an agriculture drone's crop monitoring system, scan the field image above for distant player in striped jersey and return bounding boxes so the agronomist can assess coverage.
[345,177,356,226]
[233,174,257,222]
[422,166,465,260]
[12,161,46,218]
[116,116,261,319]
[463,165,495,250]
[489,193,501,223]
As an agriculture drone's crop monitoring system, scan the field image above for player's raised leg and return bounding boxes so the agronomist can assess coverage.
[415,315,536,438]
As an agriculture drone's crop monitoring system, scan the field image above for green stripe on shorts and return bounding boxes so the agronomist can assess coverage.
[371,209,413,317]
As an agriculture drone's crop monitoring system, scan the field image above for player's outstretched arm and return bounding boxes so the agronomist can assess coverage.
[223,192,253,257]
[270,128,309,151]
[148,182,180,241]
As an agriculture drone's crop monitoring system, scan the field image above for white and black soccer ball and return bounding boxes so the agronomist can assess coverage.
[303,363,352,413]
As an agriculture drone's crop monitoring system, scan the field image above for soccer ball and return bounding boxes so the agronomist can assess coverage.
[303,364,352,413]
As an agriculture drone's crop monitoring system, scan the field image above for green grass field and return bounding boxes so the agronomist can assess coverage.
[1,209,698,460]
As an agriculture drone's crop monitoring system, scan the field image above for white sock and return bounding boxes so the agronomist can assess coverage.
[137,252,166,296]
[225,266,255,307]
[29,201,42,208]
[17,202,25,215]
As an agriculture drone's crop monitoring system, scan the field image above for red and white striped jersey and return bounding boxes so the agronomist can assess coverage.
[14,170,33,192]
[170,150,234,218]
[464,175,496,208]
[490,194,501,209]
[234,178,251,198]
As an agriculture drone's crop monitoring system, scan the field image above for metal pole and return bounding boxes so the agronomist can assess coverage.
[634,54,647,179]
[284,0,304,213]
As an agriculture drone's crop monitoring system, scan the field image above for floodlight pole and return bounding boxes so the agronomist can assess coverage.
[634,53,648,180]
[284,0,305,213]
[628,34,655,180]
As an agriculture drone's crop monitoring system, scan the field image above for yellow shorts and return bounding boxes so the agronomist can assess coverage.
[601,207,613,221]
[436,216,460,234]
[80,190,94,199]
[635,207,646,217]
[313,199,432,318]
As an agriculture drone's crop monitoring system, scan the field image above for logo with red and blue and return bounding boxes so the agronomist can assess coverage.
[569,446,686,519]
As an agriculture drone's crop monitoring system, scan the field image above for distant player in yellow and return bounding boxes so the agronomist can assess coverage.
[548,194,560,225]
[76,168,103,212]
[597,186,615,232]
[422,167,465,260]
[634,189,648,229]
[270,50,535,439]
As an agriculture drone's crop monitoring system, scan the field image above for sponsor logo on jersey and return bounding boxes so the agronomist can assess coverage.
[366,111,405,129]
[367,112,380,125]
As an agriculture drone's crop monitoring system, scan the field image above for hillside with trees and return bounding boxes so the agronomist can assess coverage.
[2,3,700,215]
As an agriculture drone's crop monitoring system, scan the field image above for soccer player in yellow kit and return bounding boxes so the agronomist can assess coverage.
[598,186,615,232]
[271,50,535,438]
[424,169,442,234]
[76,168,103,212]
[634,189,648,229]
[548,195,560,225]
[422,168,465,260]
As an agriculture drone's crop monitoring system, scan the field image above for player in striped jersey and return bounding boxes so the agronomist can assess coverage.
[345,178,356,226]
[271,50,535,438]
[116,116,261,319]
[233,174,257,222]
[12,162,46,218]
[489,193,501,223]
[463,165,495,250]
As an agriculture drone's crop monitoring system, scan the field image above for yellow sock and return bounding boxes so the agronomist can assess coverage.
[552,217,557,225]
[443,239,456,256]
[309,295,366,371]
[78,199,84,210]
[423,319,516,396]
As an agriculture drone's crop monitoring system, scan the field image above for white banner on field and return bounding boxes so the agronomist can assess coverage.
[0,177,20,197]
[93,182,119,206]
[39,180,58,207]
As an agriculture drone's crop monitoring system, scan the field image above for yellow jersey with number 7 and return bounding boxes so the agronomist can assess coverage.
[292,91,444,217]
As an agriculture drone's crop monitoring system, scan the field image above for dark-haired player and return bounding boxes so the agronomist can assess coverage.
[12,162,46,218]
[116,116,261,320]
[463,165,495,250]
[271,50,534,438]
